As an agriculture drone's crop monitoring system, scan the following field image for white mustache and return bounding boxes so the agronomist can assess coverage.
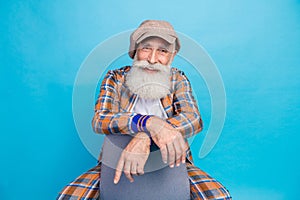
[132,60,170,73]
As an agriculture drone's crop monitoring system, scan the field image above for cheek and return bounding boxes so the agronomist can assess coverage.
[158,55,172,65]
[136,52,147,60]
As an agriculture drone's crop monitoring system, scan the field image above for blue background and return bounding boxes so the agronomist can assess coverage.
[1,0,299,199]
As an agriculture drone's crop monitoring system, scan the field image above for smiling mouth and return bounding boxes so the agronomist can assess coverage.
[144,67,159,73]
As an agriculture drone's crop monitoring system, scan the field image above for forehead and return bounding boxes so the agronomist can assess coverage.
[138,37,170,48]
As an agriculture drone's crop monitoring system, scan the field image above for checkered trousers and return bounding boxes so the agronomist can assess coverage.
[57,162,231,200]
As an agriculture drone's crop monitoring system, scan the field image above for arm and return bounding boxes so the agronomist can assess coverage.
[145,70,203,167]
[91,69,137,135]
[166,70,203,139]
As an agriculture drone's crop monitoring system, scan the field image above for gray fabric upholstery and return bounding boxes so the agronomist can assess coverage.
[100,134,190,200]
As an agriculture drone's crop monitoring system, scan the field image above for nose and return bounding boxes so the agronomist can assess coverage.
[148,49,158,64]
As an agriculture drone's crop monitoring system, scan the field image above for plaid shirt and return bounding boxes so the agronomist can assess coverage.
[57,66,232,200]
[91,65,203,162]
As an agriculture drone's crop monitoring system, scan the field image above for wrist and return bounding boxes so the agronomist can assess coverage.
[146,116,157,134]
[135,132,151,145]
[146,116,163,134]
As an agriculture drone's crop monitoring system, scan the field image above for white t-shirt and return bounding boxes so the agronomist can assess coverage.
[133,97,167,119]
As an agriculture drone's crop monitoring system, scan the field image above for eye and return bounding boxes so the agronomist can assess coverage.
[140,46,151,52]
[158,48,169,54]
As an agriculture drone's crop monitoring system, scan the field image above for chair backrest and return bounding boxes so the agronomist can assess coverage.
[100,134,190,200]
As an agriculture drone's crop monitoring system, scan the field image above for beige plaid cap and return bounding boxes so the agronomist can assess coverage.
[128,20,181,59]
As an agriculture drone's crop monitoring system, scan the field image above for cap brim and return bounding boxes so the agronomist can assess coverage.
[136,32,176,45]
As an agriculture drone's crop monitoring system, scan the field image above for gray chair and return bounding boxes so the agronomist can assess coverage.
[100,134,190,200]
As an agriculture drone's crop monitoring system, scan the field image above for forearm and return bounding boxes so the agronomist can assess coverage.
[145,114,202,138]
[92,111,139,135]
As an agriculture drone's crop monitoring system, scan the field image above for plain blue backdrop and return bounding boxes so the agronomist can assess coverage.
[1,0,299,199]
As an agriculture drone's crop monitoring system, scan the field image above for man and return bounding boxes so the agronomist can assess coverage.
[58,20,231,199]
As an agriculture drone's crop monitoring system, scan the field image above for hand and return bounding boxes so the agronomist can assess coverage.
[147,117,188,168]
[114,132,150,184]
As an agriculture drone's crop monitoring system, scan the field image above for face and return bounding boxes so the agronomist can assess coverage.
[136,37,176,73]
[126,37,175,99]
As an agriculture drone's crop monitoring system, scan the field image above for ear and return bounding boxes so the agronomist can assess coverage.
[171,50,177,61]
[173,50,177,57]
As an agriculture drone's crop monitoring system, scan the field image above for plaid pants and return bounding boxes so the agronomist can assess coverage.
[57,162,231,200]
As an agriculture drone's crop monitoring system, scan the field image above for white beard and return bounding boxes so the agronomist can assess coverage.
[125,60,171,99]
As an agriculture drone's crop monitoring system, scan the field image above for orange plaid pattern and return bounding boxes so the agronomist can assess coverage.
[92,66,203,138]
[57,162,231,199]
[187,162,231,199]
[57,165,100,200]
[57,66,231,199]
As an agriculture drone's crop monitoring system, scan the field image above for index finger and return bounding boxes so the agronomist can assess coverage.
[114,156,125,184]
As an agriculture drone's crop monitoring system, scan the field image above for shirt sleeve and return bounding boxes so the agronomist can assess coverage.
[166,71,203,139]
[91,70,138,135]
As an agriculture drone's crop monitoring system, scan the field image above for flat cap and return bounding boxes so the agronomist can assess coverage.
[128,20,180,59]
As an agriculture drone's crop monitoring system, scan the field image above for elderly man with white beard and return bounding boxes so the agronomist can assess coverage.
[57,20,232,200]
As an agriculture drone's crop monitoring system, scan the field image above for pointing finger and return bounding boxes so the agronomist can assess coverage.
[114,156,125,184]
